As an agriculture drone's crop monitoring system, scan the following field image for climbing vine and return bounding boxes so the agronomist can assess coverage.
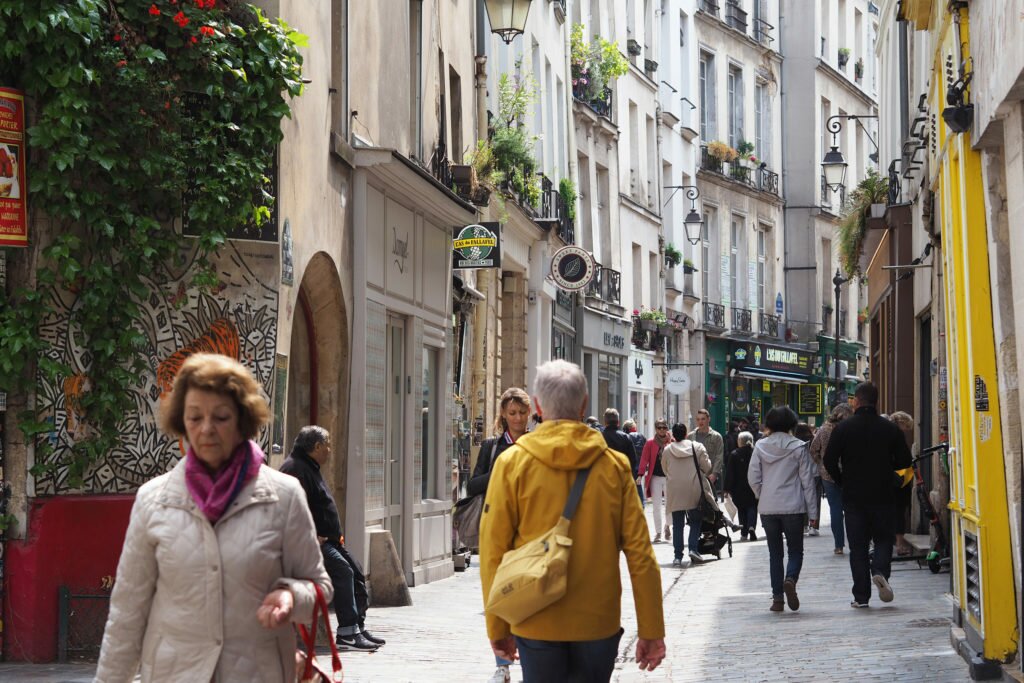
[0,0,305,486]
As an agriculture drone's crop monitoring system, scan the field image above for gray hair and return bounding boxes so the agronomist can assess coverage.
[829,403,853,423]
[291,425,329,458]
[533,360,588,421]
[738,431,753,446]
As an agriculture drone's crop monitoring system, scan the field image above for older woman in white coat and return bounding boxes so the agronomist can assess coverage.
[96,353,331,682]
[662,423,713,566]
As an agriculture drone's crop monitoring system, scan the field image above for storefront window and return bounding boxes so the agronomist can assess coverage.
[552,327,575,360]
[598,354,623,414]
[421,347,438,500]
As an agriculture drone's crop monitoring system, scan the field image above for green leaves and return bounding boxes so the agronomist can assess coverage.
[0,0,304,488]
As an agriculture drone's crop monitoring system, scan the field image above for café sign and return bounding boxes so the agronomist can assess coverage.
[453,222,501,269]
[731,341,813,381]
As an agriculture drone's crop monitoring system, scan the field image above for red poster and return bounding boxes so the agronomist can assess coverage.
[0,87,27,247]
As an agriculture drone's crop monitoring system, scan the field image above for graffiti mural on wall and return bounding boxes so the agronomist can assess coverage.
[33,240,279,494]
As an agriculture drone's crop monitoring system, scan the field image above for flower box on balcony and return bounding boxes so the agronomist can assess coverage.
[658,323,675,336]
[640,319,658,332]
[627,39,643,56]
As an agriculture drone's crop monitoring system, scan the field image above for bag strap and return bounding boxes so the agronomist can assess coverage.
[298,582,344,681]
[561,467,592,521]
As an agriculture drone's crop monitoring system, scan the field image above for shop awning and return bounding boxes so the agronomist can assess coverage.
[737,369,811,384]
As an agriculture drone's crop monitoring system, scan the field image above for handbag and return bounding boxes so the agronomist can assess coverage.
[453,441,499,549]
[485,467,591,626]
[295,582,344,683]
[690,445,718,524]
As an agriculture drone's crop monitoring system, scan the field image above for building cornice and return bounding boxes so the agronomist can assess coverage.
[815,59,879,110]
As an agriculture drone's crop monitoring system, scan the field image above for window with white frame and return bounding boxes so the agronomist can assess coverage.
[727,65,743,149]
[699,51,716,141]
[757,228,766,314]
[730,216,742,307]
[755,82,770,165]
[702,206,716,299]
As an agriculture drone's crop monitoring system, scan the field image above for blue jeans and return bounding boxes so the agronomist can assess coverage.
[845,500,896,603]
[515,628,623,682]
[760,514,805,598]
[671,509,702,558]
[737,504,758,536]
[823,479,845,549]
[321,542,361,636]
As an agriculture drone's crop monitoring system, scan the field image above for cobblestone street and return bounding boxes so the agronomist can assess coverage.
[0,507,968,682]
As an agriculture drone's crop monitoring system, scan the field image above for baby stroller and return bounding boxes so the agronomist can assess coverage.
[695,471,734,559]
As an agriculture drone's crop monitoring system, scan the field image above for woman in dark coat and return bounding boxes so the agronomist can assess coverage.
[724,431,758,540]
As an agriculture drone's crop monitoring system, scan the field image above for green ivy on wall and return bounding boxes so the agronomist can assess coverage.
[0,0,305,487]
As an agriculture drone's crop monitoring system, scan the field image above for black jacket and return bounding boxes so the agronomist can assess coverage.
[603,425,638,476]
[724,445,757,509]
[467,435,516,497]
[280,450,343,540]
[824,405,912,504]
[627,433,647,476]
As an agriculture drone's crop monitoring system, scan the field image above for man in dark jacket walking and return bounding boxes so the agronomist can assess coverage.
[603,408,638,477]
[824,383,912,608]
[281,426,384,651]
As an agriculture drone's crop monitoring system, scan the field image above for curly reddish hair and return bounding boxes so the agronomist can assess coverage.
[160,353,270,440]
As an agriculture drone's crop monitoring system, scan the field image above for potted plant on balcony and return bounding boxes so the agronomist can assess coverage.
[854,58,865,81]
[559,177,578,221]
[637,306,666,332]
[707,140,738,163]
[663,243,682,268]
[838,47,851,69]
[491,68,542,207]
[837,168,890,276]
[682,258,698,274]
[465,139,501,206]
[857,307,869,324]
[737,140,756,167]
[571,24,629,108]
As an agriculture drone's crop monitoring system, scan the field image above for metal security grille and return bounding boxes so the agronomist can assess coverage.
[57,587,110,662]
[963,532,983,622]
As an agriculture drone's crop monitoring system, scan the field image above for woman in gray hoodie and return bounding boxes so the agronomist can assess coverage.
[748,406,818,613]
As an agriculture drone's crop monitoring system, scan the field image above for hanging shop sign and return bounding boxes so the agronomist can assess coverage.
[665,369,690,395]
[0,88,27,248]
[731,341,813,382]
[453,222,501,269]
[550,245,596,291]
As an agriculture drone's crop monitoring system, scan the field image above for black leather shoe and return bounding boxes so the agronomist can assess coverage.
[336,632,379,651]
[361,629,386,646]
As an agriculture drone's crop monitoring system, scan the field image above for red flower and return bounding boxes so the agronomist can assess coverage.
[190,36,198,44]
[117,59,127,68]
[165,101,171,109]
[199,25,215,37]
[173,11,189,27]
[148,4,160,15]
[113,33,121,42]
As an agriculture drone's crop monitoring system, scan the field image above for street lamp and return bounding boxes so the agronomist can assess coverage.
[664,185,704,245]
[832,269,849,405]
[483,0,534,44]
[821,114,879,195]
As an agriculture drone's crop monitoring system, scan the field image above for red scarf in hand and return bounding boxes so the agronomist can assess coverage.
[185,440,264,523]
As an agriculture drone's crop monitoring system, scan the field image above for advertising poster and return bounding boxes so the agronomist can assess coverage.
[453,222,501,269]
[0,88,27,248]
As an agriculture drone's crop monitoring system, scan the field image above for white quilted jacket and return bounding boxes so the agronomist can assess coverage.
[95,457,332,683]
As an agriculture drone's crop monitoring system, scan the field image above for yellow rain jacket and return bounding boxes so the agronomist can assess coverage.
[479,420,665,642]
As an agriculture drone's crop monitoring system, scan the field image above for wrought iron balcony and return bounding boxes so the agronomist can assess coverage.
[699,0,720,18]
[573,84,613,120]
[429,141,453,190]
[731,307,752,333]
[725,0,748,34]
[538,175,575,244]
[759,312,780,337]
[631,316,668,352]
[700,145,779,196]
[754,18,775,46]
[498,164,540,218]
[585,264,621,306]
[703,302,726,329]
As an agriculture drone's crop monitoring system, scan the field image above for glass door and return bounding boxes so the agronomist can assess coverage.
[386,316,405,563]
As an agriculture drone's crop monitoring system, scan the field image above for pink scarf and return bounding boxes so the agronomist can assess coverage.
[185,440,264,523]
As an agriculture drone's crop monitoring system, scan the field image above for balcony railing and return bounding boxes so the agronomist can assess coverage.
[585,264,621,306]
[538,175,575,244]
[498,164,540,218]
[759,312,780,337]
[725,0,748,33]
[820,174,846,211]
[572,84,613,120]
[699,0,720,17]
[700,146,779,196]
[887,159,902,206]
[731,307,752,333]
[631,316,669,352]
[704,301,726,329]
[754,18,775,46]
[429,141,453,191]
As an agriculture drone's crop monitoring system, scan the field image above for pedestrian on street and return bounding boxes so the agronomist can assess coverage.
[794,422,820,536]
[96,353,332,683]
[480,360,666,682]
[661,423,712,566]
[888,411,917,557]
[809,404,853,555]
[724,431,758,541]
[602,408,638,490]
[466,387,532,683]
[622,419,649,504]
[692,408,725,499]
[638,419,673,542]
[824,382,912,608]
[748,406,818,613]
[280,426,385,652]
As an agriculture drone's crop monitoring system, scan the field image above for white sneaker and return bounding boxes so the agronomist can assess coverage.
[872,573,894,602]
[489,665,511,683]
[808,527,820,536]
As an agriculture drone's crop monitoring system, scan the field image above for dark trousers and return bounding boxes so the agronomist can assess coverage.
[321,541,368,636]
[760,514,805,598]
[671,509,702,558]
[845,500,896,603]
[737,504,758,536]
[515,628,623,682]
